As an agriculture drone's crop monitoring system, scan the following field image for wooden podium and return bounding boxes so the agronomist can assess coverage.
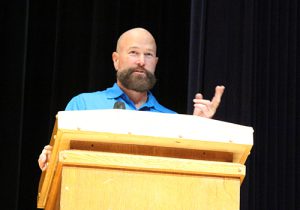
[37,110,253,210]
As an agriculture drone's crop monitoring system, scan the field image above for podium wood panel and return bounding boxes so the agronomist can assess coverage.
[59,150,243,210]
[38,129,251,208]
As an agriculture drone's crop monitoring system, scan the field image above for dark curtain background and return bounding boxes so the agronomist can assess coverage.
[2,0,299,209]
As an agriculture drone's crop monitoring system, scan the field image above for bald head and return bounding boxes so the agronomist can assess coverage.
[116,28,157,54]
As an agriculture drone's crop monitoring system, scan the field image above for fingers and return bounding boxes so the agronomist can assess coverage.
[38,154,47,171]
[193,94,210,117]
[44,145,52,150]
[38,145,53,171]
[193,101,213,118]
[193,85,225,118]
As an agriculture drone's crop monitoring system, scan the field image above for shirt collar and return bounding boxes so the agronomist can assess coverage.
[106,83,125,99]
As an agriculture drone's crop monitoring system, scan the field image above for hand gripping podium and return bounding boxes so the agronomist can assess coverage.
[37,110,253,210]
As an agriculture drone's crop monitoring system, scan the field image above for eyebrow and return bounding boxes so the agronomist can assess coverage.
[127,46,155,53]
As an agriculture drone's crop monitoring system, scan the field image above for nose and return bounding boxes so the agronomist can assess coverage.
[136,54,145,66]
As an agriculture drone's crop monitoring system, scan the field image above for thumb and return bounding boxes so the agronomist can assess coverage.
[212,86,225,107]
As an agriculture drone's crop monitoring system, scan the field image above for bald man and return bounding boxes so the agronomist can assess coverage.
[38,28,225,171]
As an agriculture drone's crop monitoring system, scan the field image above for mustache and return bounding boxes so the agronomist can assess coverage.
[129,67,148,73]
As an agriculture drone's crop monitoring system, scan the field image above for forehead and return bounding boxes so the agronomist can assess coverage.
[117,30,157,53]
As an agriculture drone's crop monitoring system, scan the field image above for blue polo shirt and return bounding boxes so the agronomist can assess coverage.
[65,83,176,113]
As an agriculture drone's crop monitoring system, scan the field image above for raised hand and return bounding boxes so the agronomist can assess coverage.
[193,86,225,118]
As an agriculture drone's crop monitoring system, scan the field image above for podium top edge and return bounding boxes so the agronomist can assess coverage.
[56,109,253,145]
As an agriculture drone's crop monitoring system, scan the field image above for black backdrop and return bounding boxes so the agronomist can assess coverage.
[3,0,299,209]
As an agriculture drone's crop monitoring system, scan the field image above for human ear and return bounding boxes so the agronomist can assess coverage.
[112,52,119,70]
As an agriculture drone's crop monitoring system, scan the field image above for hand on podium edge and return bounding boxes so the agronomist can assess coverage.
[38,145,52,171]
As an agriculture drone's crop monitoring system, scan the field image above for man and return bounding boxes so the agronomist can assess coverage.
[38,27,225,171]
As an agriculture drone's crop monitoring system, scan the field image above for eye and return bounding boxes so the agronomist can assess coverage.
[129,51,138,55]
[145,52,154,57]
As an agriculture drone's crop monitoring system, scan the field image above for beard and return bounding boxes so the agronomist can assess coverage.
[117,68,157,92]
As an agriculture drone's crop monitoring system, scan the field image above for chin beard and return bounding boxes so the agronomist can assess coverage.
[117,68,157,92]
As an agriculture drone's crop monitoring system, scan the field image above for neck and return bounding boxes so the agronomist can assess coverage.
[117,81,148,109]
